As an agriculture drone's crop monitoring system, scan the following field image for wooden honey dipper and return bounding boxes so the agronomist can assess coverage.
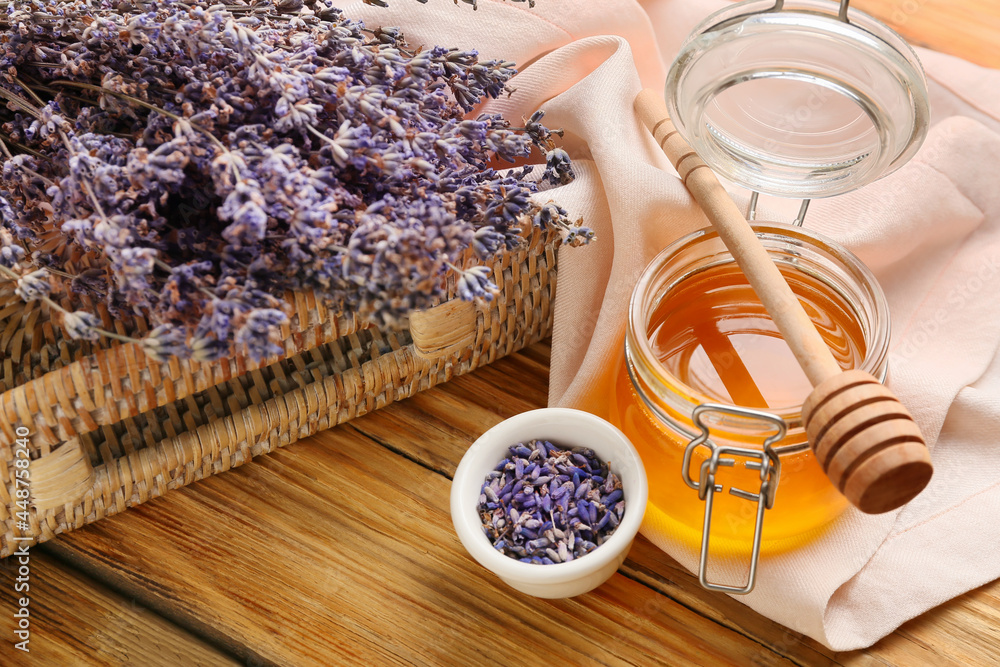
[635,88,933,514]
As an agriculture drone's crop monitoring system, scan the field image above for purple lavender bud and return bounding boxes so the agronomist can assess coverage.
[511,445,532,458]
[235,308,289,361]
[0,196,15,222]
[14,269,52,302]
[472,226,505,259]
[140,325,191,362]
[526,538,549,551]
[542,147,574,186]
[603,489,623,506]
[190,337,231,363]
[564,226,596,247]
[0,242,25,269]
[479,439,623,564]
[62,310,101,341]
[455,264,497,302]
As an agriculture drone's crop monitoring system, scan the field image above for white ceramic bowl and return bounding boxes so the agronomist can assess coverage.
[451,408,648,598]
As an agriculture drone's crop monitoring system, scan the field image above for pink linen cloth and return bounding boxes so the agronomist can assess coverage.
[342,0,1000,650]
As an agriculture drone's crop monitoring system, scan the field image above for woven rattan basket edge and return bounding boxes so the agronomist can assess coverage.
[0,226,559,557]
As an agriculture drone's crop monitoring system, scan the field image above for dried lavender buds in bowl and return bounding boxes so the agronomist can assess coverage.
[479,441,625,565]
[451,408,648,599]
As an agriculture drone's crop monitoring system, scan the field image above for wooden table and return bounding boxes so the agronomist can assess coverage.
[3,2,999,665]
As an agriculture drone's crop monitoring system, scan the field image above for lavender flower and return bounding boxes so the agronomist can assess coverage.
[479,440,624,564]
[0,230,25,269]
[0,0,582,356]
[140,325,191,362]
[472,226,505,259]
[543,148,575,186]
[235,308,289,361]
[190,336,232,363]
[62,311,102,341]
[14,269,52,302]
[563,226,595,247]
[456,266,497,301]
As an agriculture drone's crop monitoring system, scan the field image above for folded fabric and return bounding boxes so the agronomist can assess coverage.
[342,0,1000,650]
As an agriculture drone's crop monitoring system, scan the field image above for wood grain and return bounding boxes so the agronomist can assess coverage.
[45,416,795,667]
[852,0,1000,68]
[29,344,1000,666]
[0,549,238,666]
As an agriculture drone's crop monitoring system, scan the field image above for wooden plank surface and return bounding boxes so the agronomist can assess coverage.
[43,408,798,666]
[852,0,1000,67]
[0,549,239,666]
[35,343,1000,666]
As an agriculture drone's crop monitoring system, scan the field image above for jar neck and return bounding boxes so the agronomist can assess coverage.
[626,223,889,447]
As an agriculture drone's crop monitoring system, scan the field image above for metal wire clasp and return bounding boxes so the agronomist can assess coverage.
[681,404,788,595]
[746,191,811,227]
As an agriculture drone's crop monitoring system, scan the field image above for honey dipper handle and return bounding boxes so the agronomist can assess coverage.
[635,89,933,514]
[634,89,842,387]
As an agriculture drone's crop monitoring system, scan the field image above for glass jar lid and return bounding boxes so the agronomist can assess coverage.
[665,0,930,199]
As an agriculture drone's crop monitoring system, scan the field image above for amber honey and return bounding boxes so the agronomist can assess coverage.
[595,225,890,556]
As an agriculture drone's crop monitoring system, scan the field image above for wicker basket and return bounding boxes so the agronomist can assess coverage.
[0,227,559,557]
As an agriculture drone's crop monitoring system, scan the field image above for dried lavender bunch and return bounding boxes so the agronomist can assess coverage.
[363,0,537,8]
[0,0,589,362]
[479,440,625,564]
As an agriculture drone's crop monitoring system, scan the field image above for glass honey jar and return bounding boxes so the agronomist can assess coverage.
[599,0,930,595]
[603,223,890,589]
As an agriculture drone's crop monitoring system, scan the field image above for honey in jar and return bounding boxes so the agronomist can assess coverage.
[596,224,890,556]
